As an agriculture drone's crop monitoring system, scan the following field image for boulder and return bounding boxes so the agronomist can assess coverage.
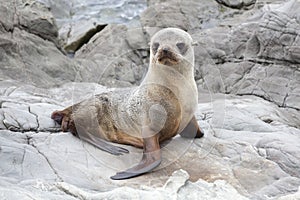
[0,0,78,88]
[75,24,149,87]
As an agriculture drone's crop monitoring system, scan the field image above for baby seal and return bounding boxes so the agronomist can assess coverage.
[51,28,204,180]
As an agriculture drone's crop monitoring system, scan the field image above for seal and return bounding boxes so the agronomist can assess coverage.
[51,28,204,180]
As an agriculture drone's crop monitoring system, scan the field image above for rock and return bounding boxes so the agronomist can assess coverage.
[2,108,38,131]
[29,103,63,131]
[0,5,78,88]
[215,0,256,9]
[255,177,300,199]
[141,0,251,37]
[36,0,77,27]
[193,0,300,110]
[163,169,189,194]
[0,0,58,44]
[16,0,59,44]
[256,134,300,179]
[75,24,148,87]
[178,179,249,200]
[53,172,249,200]
[0,81,299,199]
[0,131,57,181]
[277,187,300,200]
[60,19,107,53]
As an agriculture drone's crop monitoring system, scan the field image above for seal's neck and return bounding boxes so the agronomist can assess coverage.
[142,62,196,93]
[149,60,194,78]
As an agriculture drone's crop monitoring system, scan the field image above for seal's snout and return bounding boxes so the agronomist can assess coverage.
[161,47,174,58]
[157,45,179,66]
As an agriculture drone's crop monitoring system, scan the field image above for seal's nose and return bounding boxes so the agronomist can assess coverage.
[162,47,170,54]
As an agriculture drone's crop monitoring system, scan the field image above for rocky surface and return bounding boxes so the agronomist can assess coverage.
[0,0,79,88]
[37,0,147,52]
[192,0,300,111]
[1,0,300,199]
[0,81,300,199]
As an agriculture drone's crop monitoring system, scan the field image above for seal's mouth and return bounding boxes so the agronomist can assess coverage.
[157,48,180,66]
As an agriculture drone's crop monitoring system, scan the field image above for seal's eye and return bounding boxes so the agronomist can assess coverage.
[176,42,188,55]
[152,42,159,54]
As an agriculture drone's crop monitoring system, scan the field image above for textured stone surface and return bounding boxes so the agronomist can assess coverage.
[75,24,149,87]
[38,0,147,52]
[0,0,78,88]
[0,81,300,199]
[192,0,300,110]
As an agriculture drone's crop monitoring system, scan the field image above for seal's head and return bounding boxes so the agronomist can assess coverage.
[150,28,194,67]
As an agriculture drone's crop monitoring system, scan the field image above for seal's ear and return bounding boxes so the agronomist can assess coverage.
[192,41,198,46]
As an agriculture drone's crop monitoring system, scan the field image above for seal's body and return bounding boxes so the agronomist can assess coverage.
[51,28,204,180]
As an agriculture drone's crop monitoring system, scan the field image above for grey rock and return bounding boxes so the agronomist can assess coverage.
[0,0,58,44]
[163,169,189,194]
[2,108,38,131]
[277,187,300,200]
[193,0,300,110]
[75,24,148,87]
[53,173,249,200]
[216,0,256,9]
[256,133,300,178]
[60,19,107,53]
[0,81,299,199]
[0,131,57,181]
[29,103,62,131]
[0,26,78,88]
[142,0,252,36]
[16,0,59,44]
[255,177,300,199]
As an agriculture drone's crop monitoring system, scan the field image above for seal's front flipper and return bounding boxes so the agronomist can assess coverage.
[110,135,161,180]
[180,115,204,138]
[110,159,161,180]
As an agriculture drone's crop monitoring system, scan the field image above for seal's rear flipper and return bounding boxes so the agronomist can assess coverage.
[51,108,74,132]
[77,129,129,156]
[88,137,129,156]
[180,115,204,138]
[51,110,64,125]
[110,135,161,180]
